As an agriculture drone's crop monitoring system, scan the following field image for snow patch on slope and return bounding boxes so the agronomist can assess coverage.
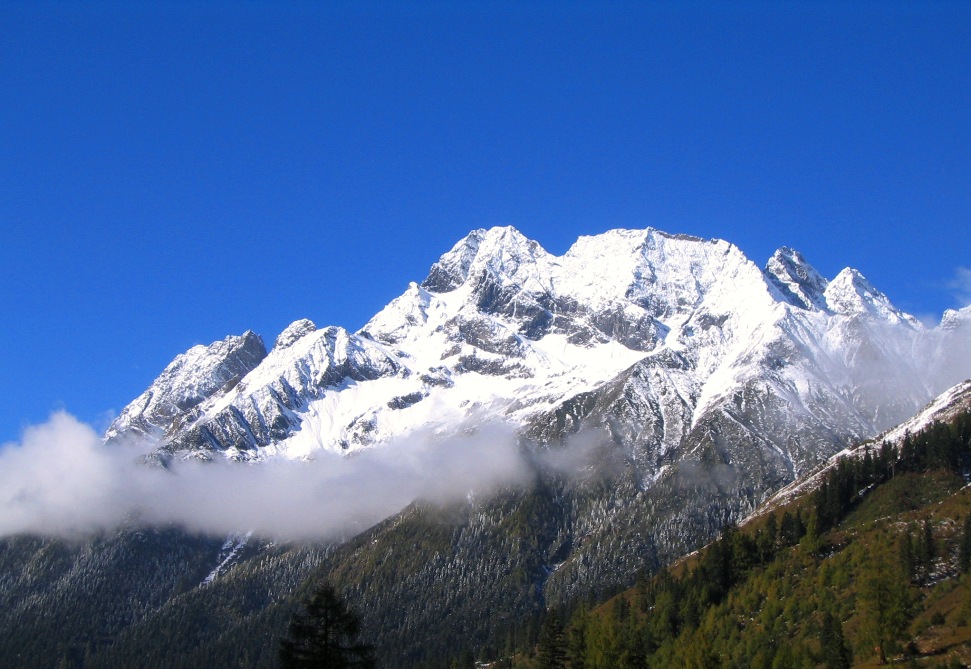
[203,531,252,585]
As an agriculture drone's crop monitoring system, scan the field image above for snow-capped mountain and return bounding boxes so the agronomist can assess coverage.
[11,226,971,668]
[107,226,967,486]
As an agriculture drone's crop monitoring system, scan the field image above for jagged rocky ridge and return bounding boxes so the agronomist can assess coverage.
[109,226,968,479]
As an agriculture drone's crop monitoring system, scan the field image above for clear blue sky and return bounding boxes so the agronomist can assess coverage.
[1,1,969,443]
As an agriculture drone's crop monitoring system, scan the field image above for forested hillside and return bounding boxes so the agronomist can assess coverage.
[506,410,971,668]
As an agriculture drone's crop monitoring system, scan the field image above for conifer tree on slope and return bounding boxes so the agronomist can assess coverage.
[279,582,375,669]
[536,609,566,669]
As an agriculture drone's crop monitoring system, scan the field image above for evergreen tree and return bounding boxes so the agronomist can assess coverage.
[859,557,910,664]
[536,609,566,669]
[862,448,875,483]
[566,606,588,669]
[760,513,779,562]
[613,597,630,626]
[649,587,679,643]
[960,515,971,574]
[899,528,915,584]
[779,511,798,546]
[451,648,475,669]
[279,582,376,669]
[803,510,823,556]
[919,519,935,582]
[900,433,915,471]
[617,613,646,669]
[819,610,852,669]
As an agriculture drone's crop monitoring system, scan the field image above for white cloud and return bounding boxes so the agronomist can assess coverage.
[0,412,134,536]
[948,266,971,307]
[0,412,596,541]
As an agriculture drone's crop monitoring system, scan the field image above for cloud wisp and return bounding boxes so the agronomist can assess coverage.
[948,266,971,308]
[0,412,594,541]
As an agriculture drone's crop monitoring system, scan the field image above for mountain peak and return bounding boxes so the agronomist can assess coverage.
[420,226,551,295]
[764,246,828,310]
[105,331,267,443]
[274,319,317,351]
[824,268,918,326]
[941,305,971,330]
[419,229,485,293]
[109,225,952,466]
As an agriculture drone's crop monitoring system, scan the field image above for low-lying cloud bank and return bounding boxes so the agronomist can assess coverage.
[0,412,595,541]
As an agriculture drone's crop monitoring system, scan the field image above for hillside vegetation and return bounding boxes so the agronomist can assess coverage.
[508,411,971,668]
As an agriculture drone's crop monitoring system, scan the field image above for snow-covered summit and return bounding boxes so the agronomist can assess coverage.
[824,267,921,327]
[155,324,405,459]
[378,226,780,354]
[274,318,317,350]
[559,228,765,318]
[941,305,971,330]
[105,331,266,443]
[109,225,969,480]
[421,226,554,296]
[764,247,828,310]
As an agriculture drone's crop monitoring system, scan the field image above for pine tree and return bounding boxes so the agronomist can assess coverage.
[279,582,376,669]
[960,515,971,573]
[650,587,678,643]
[763,513,779,558]
[859,557,910,664]
[862,448,875,483]
[536,609,567,669]
[793,509,806,542]
[451,648,475,669]
[819,610,852,669]
[919,519,935,583]
[803,509,823,556]
[566,606,588,669]
[780,511,798,546]
[899,526,915,583]
[617,612,646,669]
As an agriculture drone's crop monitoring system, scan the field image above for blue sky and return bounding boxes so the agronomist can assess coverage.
[1,1,969,443]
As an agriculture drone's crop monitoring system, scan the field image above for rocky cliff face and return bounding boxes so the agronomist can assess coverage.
[104,331,267,444]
